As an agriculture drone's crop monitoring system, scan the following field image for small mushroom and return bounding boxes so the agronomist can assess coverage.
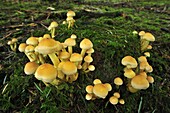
[121,56,138,69]
[48,21,58,38]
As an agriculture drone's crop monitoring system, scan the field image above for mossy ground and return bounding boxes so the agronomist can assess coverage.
[0,0,170,113]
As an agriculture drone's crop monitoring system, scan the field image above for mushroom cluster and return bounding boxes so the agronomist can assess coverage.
[20,33,94,85]
[7,38,18,52]
[121,55,154,93]
[65,10,76,29]
[138,31,155,52]
[85,79,112,100]
[109,92,125,105]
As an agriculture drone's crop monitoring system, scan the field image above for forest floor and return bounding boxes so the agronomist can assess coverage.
[0,0,170,113]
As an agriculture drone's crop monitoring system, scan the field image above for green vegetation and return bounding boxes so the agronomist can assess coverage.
[0,0,170,113]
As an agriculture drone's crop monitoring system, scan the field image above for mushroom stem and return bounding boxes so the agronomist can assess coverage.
[141,39,149,51]
[68,46,73,54]
[26,53,37,62]
[51,28,56,38]
[80,49,86,58]
[48,53,60,68]
[50,79,61,86]
[68,21,71,29]
[38,54,45,64]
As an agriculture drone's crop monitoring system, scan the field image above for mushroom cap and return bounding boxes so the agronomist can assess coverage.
[85,93,93,100]
[139,71,147,78]
[139,61,149,70]
[145,65,153,73]
[11,38,18,43]
[124,68,136,78]
[93,83,108,99]
[80,38,93,50]
[114,77,123,85]
[88,65,95,71]
[36,38,62,54]
[64,38,76,47]
[61,61,77,75]
[24,62,39,75]
[66,16,74,21]
[131,75,149,90]
[67,10,76,17]
[144,52,150,57]
[127,83,139,93]
[59,51,70,60]
[85,85,94,93]
[48,21,58,30]
[70,34,77,39]
[119,99,125,104]
[35,63,57,83]
[147,76,154,83]
[138,31,145,36]
[86,48,94,54]
[93,79,102,85]
[121,56,138,68]
[43,34,51,39]
[141,32,155,41]
[109,96,118,105]
[84,56,93,63]
[25,45,35,53]
[18,43,27,52]
[70,53,82,62]
[26,37,39,46]
[7,40,13,45]
[113,92,120,98]
[138,56,147,63]
[103,83,112,91]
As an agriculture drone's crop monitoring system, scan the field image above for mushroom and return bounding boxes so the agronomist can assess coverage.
[131,75,149,90]
[114,77,123,86]
[64,38,76,54]
[84,65,95,73]
[147,76,154,83]
[123,68,136,78]
[67,10,76,17]
[119,99,125,105]
[80,38,93,58]
[93,83,108,99]
[70,53,82,67]
[127,83,139,93]
[86,85,94,93]
[58,51,70,62]
[109,96,119,105]
[26,37,39,46]
[113,92,120,98]
[121,56,138,69]
[103,83,112,91]
[85,93,93,100]
[34,63,60,85]
[60,61,77,82]
[93,79,102,85]
[140,32,155,51]
[7,38,18,51]
[24,62,39,75]
[35,38,63,68]
[48,21,58,38]
[82,55,93,70]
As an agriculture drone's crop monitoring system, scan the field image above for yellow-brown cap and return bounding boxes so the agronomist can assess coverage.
[93,83,108,99]
[24,62,39,75]
[121,56,137,68]
[131,75,149,90]
[34,63,57,83]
